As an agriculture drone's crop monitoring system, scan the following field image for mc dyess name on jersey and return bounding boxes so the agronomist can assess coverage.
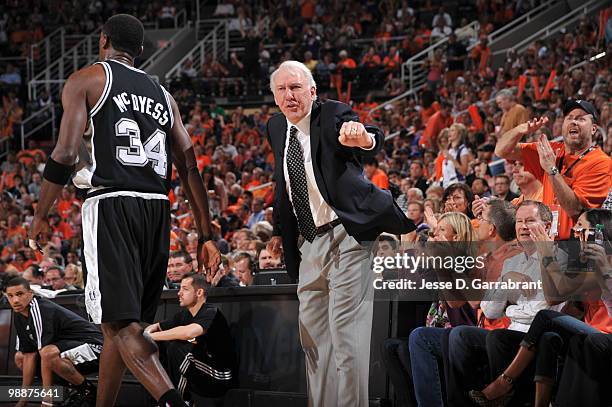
[112,92,170,126]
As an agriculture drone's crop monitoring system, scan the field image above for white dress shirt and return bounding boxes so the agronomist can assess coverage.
[282,108,375,227]
[481,249,565,332]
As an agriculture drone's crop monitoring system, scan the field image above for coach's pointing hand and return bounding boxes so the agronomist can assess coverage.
[338,121,373,148]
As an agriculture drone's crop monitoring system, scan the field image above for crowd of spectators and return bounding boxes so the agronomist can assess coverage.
[174,0,541,97]
[1,2,611,292]
[0,2,611,405]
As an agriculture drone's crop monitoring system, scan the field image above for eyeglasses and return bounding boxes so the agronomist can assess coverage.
[446,194,465,202]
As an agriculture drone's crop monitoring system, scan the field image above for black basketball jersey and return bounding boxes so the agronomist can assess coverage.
[73,60,174,195]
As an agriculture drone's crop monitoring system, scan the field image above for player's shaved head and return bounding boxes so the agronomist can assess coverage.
[102,14,144,58]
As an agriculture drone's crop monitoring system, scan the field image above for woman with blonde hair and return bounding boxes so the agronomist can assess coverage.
[383,205,480,407]
[64,263,84,289]
[441,123,474,187]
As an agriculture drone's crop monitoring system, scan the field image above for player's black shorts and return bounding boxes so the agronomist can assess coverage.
[81,191,170,324]
[56,340,102,375]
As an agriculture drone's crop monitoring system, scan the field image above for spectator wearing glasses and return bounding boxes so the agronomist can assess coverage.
[493,175,519,202]
[470,208,612,406]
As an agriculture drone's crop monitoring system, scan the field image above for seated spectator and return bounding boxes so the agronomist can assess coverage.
[493,175,519,202]
[166,251,194,289]
[6,277,101,406]
[441,183,475,219]
[45,266,77,291]
[146,273,238,402]
[470,208,612,406]
[22,264,44,287]
[257,247,282,270]
[447,201,566,406]
[64,264,84,289]
[471,177,492,198]
[404,212,479,406]
[409,160,430,195]
[233,252,255,287]
[246,198,265,229]
[364,157,389,189]
[406,201,428,230]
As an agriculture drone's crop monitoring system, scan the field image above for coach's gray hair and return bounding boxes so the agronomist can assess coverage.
[269,61,317,93]
[496,88,514,100]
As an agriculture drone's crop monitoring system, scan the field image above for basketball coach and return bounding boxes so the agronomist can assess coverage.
[265,61,415,407]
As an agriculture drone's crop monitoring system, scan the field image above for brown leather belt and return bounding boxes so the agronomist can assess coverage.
[315,218,342,236]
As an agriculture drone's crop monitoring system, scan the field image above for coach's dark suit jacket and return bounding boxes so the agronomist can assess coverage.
[266,100,415,280]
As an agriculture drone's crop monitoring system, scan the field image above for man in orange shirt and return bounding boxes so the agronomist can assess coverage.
[420,101,453,149]
[364,157,389,189]
[337,50,357,70]
[496,100,612,240]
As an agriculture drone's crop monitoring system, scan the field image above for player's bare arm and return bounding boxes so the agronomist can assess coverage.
[29,65,106,246]
[168,94,221,277]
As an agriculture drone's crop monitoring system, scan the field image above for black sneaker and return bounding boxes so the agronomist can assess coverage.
[62,385,96,407]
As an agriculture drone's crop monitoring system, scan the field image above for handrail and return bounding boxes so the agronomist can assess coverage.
[19,104,56,150]
[568,51,607,72]
[367,84,426,117]
[28,27,101,100]
[29,27,65,81]
[469,0,557,51]
[401,20,480,86]
[165,21,227,81]
[490,0,608,57]
[139,22,193,72]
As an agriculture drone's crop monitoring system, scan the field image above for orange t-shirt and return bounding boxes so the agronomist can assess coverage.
[520,143,612,240]
[338,58,357,69]
[57,198,76,219]
[584,300,612,333]
[421,111,453,149]
[8,225,27,240]
[370,168,389,189]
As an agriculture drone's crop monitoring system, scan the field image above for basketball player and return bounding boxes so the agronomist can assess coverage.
[28,14,221,407]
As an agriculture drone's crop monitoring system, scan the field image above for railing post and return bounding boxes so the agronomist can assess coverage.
[21,121,25,151]
[224,22,229,60]
[51,106,57,145]
[213,30,217,61]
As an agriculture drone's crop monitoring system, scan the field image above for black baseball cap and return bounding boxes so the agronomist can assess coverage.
[563,99,598,124]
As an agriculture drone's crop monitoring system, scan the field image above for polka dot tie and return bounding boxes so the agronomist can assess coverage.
[287,126,317,242]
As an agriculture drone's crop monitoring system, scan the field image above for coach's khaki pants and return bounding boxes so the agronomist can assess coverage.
[297,224,374,407]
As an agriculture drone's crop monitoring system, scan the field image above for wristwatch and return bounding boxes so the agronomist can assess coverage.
[547,166,559,176]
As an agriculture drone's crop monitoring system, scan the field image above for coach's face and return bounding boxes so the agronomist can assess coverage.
[272,68,316,124]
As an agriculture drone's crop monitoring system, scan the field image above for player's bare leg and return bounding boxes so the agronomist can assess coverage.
[97,329,128,407]
[99,321,184,406]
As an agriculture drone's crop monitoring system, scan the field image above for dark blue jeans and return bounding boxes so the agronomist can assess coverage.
[381,338,415,407]
[556,333,612,406]
[520,309,599,380]
[446,326,490,406]
[408,327,448,407]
